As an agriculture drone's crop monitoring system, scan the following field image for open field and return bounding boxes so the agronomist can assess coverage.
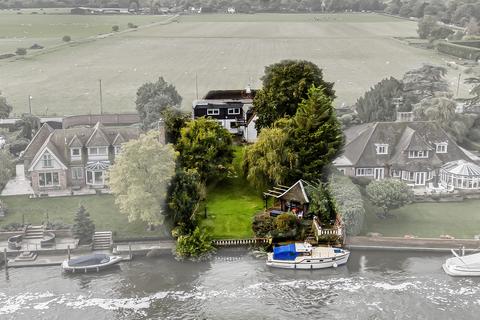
[0,12,473,116]
[363,199,480,239]
[0,194,169,239]
[201,146,263,239]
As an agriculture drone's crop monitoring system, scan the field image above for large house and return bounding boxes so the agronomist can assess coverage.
[192,88,258,142]
[334,121,480,190]
[22,122,140,193]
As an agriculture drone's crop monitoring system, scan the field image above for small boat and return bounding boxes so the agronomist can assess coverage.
[442,249,480,277]
[62,253,122,273]
[266,242,350,269]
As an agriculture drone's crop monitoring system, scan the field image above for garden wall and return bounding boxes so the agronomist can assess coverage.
[437,41,480,61]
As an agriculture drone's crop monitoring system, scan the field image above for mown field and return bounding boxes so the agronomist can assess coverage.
[0,12,471,116]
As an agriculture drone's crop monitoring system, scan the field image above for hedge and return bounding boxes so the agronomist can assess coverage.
[329,173,366,236]
[436,41,480,61]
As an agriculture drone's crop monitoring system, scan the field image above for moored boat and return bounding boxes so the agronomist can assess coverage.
[266,243,350,269]
[442,249,480,277]
[62,253,122,273]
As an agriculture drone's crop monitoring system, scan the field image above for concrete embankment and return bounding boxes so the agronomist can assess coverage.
[346,236,480,252]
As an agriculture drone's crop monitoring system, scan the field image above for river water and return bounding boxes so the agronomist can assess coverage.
[1,249,480,320]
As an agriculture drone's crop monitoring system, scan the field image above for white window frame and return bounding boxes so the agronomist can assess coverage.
[88,146,108,156]
[227,108,240,115]
[435,143,448,154]
[71,167,83,180]
[391,169,401,178]
[375,144,388,155]
[70,148,81,159]
[408,150,429,158]
[42,152,53,168]
[207,109,220,116]
[356,168,374,176]
[114,145,122,155]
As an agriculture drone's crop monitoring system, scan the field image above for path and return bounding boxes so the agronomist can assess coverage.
[1,164,34,196]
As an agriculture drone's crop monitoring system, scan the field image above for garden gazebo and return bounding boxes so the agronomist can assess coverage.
[439,160,480,190]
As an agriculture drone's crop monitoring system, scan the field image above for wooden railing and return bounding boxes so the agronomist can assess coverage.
[312,217,344,239]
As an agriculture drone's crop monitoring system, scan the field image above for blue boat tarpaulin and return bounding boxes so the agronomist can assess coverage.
[273,244,298,261]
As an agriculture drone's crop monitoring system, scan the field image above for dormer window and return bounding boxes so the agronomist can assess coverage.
[42,152,53,168]
[408,150,429,158]
[71,148,81,160]
[228,108,240,115]
[435,142,448,154]
[375,144,388,155]
[207,109,220,116]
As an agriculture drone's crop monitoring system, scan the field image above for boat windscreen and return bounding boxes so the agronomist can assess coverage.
[68,254,110,266]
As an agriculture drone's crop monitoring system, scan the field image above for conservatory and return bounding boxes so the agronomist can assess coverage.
[439,160,480,190]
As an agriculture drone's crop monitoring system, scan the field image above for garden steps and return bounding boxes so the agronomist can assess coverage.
[14,251,37,261]
[23,225,45,239]
[92,231,113,250]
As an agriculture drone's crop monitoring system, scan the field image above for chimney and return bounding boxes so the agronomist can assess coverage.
[157,118,166,145]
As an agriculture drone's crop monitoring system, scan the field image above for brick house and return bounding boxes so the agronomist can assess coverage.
[22,122,140,193]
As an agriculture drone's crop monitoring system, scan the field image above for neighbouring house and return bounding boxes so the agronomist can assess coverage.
[334,121,480,190]
[22,122,140,194]
[192,88,258,142]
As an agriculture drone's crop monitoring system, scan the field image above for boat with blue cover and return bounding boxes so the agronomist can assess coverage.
[266,243,350,269]
[62,253,122,273]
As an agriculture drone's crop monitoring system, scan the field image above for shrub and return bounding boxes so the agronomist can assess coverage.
[112,25,119,32]
[15,48,27,56]
[8,138,29,156]
[127,22,138,28]
[175,227,215,260]
[275,213,298,233]
[62,35,71,42]
[0,199,8,217]
[0,222,23,231]
[252,212,275,237]
[46,221,70,230]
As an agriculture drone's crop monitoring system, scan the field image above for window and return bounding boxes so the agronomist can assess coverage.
[356,168,373,176]
[71,148,81,159]
[71,167,83,180]
[375,144,388,155]
[88,147,108,156]
[391,169,401,178]
[207,109,220,116]
[435,143,447,153]
[229,121,237,129]
[38,172,59,187]
[228,108,240,115]
[408,150,429,158]
[114,145,121,155]
[42,152,53,168]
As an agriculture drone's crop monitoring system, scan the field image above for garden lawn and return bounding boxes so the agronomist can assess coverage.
[201,146,263,239]
[363,199,480,239]
[0,194,168,239]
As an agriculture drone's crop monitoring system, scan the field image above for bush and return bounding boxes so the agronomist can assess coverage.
[15,48,27,56]
[0,199,8,217]
[46,221,70,230]
[175,227,215,260]
[252,212,275,237]
[8,138,29,156]
[30,43,44,50]
[112,25,119,32]
[62,35,71,42]
[350,176,372,187]
[275,213,298,233]
[0,222,23,231]
[329,173,366,236]
[127,22,138,28]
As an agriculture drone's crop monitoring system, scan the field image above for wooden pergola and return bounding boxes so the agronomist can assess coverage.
[263,180,310,215]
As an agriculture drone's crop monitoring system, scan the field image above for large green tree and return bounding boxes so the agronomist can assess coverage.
[242,124,295,189]
[176,118,234,182]
[366,179,414,217]
[287,86,344,182]
[135,77,182,129]
[0,150,14,191]
[0,92,12,119]
[15,114,41,140]
[168,169,203,231]
[253,59,335,131]
[109,131,176,226]
[355,77,403,122]
[161,108,191,145]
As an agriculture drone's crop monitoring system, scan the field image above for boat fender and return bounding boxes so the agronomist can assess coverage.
[333,262,338,268]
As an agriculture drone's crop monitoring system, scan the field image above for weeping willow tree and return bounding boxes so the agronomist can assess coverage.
[242,125,296,190]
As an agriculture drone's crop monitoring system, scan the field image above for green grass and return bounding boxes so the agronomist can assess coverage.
[200,146,263,239]
[363,199,480,239]
[0,194,168,239]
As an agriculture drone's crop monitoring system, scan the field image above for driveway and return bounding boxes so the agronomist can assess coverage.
[1,164,34,196]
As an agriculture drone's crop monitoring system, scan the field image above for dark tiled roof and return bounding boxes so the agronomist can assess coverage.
[342,121,474,169]
[22,123,54,160]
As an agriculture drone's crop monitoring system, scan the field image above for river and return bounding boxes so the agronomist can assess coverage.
[1,249,479,319]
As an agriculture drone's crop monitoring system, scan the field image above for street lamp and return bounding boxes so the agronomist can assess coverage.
[28,95,33,114]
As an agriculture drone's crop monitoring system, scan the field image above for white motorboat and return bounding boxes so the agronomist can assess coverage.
[266,242,350,269]
[443,249,480,277]
[62,253,122,273]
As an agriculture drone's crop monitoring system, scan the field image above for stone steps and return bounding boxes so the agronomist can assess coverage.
[93,231,113,250]
[14,251,37,261]
[24,225,45,239]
